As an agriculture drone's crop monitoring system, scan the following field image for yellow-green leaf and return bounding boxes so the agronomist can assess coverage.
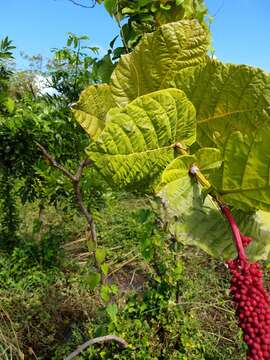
[214,129,270,211]
[96,247,107,264]
[170,59,270,148]
[86,272,101,290]
[111,20,209,107]
[156,155,270,260]
[72,84,117,140]
[101,263,109,276]
[87,89,196,189]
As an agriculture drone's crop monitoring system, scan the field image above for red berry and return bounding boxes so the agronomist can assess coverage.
[227,256,270,359]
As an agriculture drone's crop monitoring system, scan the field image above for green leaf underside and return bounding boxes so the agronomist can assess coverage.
[72,84,117,140]
[215,129,270,211]
[111,20,209,107]
[156,155,270,260]
[87,89,196,189]
[87,272,101,290]
[170,59,270,148]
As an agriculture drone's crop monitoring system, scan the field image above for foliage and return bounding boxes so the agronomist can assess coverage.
[87,88,196,188]
[97,0,210,58]
[89,0,211,85]
[0,171,20,250]
[155,154,270,260]
[212,129,270,212]
[0,94,89,208]
[0,36,15,114]
[72,84,116,139]
[48,32,100,103]
[169,59,270,148]
[0,227,65,291]
[70,204,245,360]
[0,34,104,250]
[0,190,247,360]
[2,2,270,359]
[73,18,270,260]
[111,19,209,106]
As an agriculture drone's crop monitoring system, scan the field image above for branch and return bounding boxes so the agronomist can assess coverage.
[64,335,128,360]
[68,0,96,8]
[36,142,96,243]
[74,158,91,182]
[73,169,97,245]
[36,142,75,181]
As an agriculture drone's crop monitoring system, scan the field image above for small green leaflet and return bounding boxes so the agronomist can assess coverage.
[96,247,107,264]
[111,20,209,107]
[86,272,101,290]
[72,84,117,140]
[106,303,118,323]
[101,263,109,276]
[213,128,270,212]
[156,154,270,260]
[169,59,270,148]
[87,89,196,189]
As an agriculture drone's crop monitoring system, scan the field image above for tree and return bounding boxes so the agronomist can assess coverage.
[0,34,104,251]
[0,37,15,114]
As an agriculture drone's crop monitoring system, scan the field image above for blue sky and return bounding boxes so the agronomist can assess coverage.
[0,0,270,71]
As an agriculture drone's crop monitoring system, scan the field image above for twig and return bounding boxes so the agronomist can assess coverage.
[62,237,88,248]
[109,245,124,251]
[67,0,96,8]
[35,142,74,181]
[36,142,97,246]
[75,252,90,259]
[129,269,136,286]
[200,329,234,344]
[74,169,97,247]
[64,335,128,360]
[106,255,138,279]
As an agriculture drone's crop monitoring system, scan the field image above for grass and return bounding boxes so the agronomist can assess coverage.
[0,191,263,359]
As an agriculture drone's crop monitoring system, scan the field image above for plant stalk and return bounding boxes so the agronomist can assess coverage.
[174,143,248,261]
[220,205,247,262]
[36,142,98,252]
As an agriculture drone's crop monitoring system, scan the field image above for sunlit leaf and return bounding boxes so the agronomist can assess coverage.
[213,129,270,211]
[87,89,196,189]
[111,20,209,106]
[170,59,270,148]
[156,155,270,260]
[72,84,117,140]
[86,272,101,290]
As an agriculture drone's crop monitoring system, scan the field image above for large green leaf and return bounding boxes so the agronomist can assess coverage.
[111,20,209,107]
[87,89,196,189]
[156,155,270,260]
[170,59,270,148]
[213,129,270,212]
[72,84,117,140]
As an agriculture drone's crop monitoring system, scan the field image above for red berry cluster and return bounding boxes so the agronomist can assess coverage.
[227,257,270,360]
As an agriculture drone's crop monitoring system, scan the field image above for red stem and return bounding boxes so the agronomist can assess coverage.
[221,205,247,262]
